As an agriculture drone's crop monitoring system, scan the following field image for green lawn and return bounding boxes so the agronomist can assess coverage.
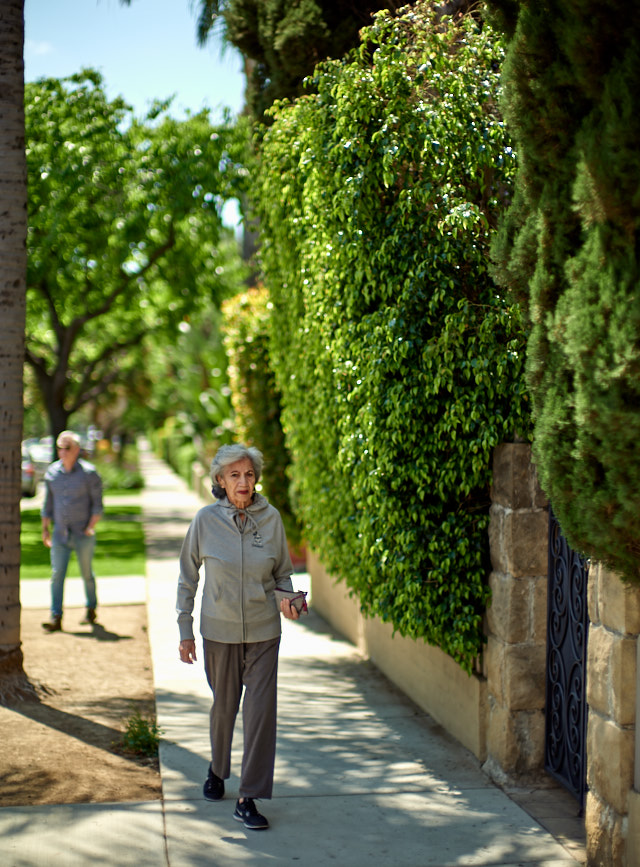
[20,505,146,579]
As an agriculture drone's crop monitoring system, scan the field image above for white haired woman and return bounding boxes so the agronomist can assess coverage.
[176,443,300,831]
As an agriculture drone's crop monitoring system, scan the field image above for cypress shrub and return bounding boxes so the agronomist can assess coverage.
[487,0,640,580]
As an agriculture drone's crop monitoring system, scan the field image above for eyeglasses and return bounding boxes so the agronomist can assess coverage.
[57,445,72,451]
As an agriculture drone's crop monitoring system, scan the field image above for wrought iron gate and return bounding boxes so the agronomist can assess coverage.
[544,508,589,808]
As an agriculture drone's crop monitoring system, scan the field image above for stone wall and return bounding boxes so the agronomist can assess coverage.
[483,443,549,784]
[586,563,640,866]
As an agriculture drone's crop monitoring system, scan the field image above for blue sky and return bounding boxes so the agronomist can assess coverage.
[25,0,247,226]
[24,0,246,121]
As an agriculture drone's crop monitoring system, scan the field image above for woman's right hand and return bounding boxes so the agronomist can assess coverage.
[179,639,197,664]
[280,598,300,620]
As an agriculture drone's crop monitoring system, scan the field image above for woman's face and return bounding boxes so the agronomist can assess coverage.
[217,457,256,510]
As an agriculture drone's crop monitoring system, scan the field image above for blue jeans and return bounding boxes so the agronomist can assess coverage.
[50,531,97,617]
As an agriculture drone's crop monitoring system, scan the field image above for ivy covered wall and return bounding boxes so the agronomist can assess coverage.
[254,2,531,671]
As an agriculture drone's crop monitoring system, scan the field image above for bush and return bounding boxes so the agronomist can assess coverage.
[93,446,144,492]
[222,287,302,546]
[256,1,531,670]
[154,423,201,487]
[119,710,162,757]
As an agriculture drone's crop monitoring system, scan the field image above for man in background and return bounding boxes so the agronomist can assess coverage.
[41,431,103,632]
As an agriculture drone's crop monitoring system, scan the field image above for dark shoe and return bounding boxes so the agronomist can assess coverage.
[233,798,269,830]
[42,615,62,633]
[203,765,225,801]
[80,608,97,625]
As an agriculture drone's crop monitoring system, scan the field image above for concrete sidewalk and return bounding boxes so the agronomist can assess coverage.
[2,446,585,866]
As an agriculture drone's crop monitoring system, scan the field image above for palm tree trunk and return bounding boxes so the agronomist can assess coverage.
[0,0,36,703]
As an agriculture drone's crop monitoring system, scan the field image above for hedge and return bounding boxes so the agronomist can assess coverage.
[221,287,302,546]
[255,1,531,671]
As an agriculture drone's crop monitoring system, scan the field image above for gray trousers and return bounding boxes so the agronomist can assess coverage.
[203,636,280,800]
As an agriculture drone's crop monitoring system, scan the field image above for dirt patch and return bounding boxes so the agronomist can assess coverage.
[0,605,162,807]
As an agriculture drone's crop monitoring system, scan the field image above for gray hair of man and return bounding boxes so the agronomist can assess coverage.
[210,443,264,500]
[56,430,81,448]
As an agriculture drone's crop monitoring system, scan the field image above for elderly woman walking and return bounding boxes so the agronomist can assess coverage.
[176,443,300,830]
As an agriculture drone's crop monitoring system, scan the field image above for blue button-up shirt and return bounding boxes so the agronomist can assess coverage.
[41,458,103,543]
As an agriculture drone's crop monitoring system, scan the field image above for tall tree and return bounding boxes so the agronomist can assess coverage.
[195,0,406,120]
[0,0,32,701]
[25,71,246,446]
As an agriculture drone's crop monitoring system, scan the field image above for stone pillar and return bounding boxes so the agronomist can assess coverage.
[585,563,640,866]
[483,443,549,783]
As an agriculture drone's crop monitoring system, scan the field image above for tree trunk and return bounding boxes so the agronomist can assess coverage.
[0,0,34,704]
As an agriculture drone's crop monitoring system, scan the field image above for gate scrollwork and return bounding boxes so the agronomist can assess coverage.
[544,509,589,808]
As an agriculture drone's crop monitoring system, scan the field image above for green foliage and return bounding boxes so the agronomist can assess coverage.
[25,70,248,440]
[147,294,243,484]
[20,505,146,579]
[222,287,302,545]
[256,2,531,671]
[487,0,640,580]
[93,447,144,492]
[196,0,404,121]
[153,421,204,487]
[141,256,245,442]
[119,710,162,757]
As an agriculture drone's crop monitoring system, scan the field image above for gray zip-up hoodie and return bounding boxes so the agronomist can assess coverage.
[176,493,294,644]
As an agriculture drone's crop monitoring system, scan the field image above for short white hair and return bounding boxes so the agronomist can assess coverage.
[210,444,263,499]
[56,430,81,448]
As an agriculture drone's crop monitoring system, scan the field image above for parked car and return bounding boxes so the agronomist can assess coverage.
[28,441,53,478]
[21,444,38,497]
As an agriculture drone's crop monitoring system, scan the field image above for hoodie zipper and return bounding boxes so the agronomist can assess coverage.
[239,515,246,642]
[230,503,262,643]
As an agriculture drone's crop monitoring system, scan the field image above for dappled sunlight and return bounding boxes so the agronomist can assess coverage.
[275,652,483,799]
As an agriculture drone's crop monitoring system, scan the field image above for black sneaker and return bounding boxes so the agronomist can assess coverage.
[203,765,225,801]
[80,608,97,625]
[233,798,269,830]
[42,616,62,633]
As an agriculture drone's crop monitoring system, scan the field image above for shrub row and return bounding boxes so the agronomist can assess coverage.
[222,287,302,546]
[254,2,531,670]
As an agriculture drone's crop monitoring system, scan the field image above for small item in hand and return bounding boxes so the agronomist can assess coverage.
[275,588,308,614]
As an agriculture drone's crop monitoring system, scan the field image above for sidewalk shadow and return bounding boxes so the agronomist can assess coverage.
[69,623,133,642]
[142,514,191,560]
[4,697,152,765]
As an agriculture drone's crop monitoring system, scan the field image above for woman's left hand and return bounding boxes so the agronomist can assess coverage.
[280,598,300,620]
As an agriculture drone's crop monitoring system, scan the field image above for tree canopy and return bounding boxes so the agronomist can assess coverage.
[195,0,405,120]
[25,70,247,441]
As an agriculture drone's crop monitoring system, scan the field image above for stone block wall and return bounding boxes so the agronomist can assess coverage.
[483,443,550,784]
[586,563,640,866]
